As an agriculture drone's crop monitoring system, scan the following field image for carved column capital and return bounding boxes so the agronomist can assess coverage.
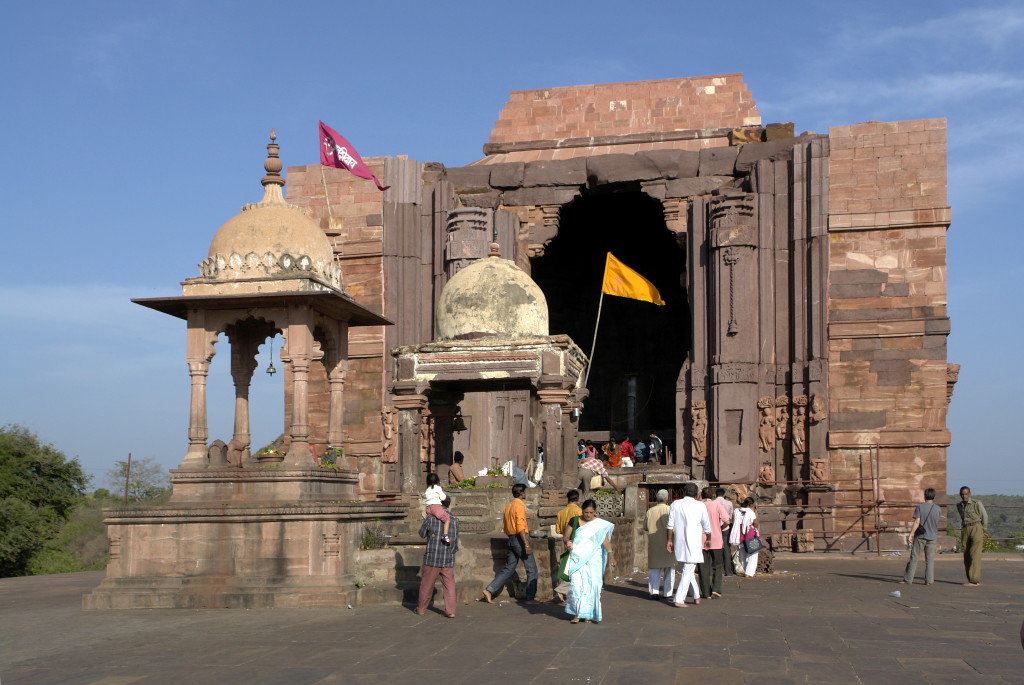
[662,198,689,235]
[445,207,493,277]
[525,204,561,257]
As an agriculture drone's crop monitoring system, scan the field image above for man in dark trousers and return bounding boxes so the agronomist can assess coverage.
[481,484,538,604]
[416,496,460,617]
[900,487,941,585]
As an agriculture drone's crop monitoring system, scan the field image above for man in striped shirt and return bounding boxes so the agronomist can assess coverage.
[417,496,460,617]
[576,455,621,500]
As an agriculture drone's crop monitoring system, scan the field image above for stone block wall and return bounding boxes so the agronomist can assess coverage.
[826,119,952,534]
[483,74,761,162]
[286,162,389,491]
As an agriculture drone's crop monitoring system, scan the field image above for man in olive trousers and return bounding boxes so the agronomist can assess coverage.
[956,486,989,587]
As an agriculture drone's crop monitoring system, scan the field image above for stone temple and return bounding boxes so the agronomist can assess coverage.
[86,73,955,608]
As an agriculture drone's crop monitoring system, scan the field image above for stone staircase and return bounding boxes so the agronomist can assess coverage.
[351,488,561,607]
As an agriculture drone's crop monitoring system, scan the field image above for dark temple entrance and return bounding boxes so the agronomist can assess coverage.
[531,190,689,439]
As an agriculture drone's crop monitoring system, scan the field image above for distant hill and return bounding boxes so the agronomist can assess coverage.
[946,494,1024,549]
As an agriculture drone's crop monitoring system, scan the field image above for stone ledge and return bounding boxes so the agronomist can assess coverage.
[170,468,357,484]
[828,207,951,232]
[828,429,951,448]
[102,503,407,524]
[483,127,734,155]
[829,316,950,339]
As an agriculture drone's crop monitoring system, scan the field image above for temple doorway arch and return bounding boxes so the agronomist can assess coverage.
[530,190,689,442]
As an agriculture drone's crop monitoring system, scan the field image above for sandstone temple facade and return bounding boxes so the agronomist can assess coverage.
[289,73,954,539]
[87,73,954,608]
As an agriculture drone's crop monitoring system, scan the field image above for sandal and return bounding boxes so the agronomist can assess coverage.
[569,618,580,624]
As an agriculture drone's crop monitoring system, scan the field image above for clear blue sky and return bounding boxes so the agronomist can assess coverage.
[2,1,1021,495]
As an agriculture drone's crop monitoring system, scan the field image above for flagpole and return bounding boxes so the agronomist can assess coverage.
[319,166,335,223]
[585,291,604,386]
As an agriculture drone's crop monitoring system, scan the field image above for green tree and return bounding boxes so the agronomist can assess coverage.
[0,425,89,577]
[105,457,170,503]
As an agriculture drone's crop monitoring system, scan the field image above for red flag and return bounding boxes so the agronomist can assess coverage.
[318,121,389,191]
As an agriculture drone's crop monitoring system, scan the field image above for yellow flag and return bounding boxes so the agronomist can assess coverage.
[600,252,665,305]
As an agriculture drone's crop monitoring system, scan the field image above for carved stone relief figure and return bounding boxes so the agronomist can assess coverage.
[946,363,960,405]
[758,461,776,486]
[809,394,826,424]
[792,395,808,454]
[810,458,830,486]
[690,400,708,461]
[732,483,750,503]
[757,396,776,452]
[226,438,248,467]
[381,406,397,463]
[419,413,434,464]
[775,395,790,440]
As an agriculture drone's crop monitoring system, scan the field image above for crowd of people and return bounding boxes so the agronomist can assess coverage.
[415,467,991,621]
[576,432,664,469]
[417,470,764,621]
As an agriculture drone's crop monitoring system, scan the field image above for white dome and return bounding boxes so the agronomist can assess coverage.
[436,257,548,340]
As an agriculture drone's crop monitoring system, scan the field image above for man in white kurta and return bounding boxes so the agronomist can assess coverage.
[666,482,711,606]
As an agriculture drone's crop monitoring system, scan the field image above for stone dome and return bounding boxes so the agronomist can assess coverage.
[436,254,549,340]
[197,132,342,289]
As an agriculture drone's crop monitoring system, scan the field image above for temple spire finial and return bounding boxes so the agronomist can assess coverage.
[260,128,285,203]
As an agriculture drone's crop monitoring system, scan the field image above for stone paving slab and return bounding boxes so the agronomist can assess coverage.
[0,555,1020,684]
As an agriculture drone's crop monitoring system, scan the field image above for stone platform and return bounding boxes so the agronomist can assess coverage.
[3,555,1020,684]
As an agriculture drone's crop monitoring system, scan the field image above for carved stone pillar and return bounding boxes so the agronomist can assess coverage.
[327,362,346,448]
[560,404,578,489]
[537,389,569,488]
[394,393,428,494]
[707,192,759,483]
[283,306,314,467]
[229,337,259,464]
[182,312,217,469]
[326,321,349,449]
[445,208,492,278]
[184,360,211,469]
[428,398,462,472]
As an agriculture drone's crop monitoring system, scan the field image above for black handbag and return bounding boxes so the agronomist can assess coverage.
[743,535,765,554]
[742,524,764,554]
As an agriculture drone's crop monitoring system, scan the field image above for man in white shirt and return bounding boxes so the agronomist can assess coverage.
[666,482,711,607]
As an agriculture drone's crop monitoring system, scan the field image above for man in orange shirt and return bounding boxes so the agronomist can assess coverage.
[481,484,538,604]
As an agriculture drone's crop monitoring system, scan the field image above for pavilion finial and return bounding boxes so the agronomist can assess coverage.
[260,129,285,203]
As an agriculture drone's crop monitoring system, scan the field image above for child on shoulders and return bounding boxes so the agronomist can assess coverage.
[423,472,452,544]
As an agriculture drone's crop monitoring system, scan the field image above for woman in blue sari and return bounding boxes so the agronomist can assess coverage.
[563,499,616,624]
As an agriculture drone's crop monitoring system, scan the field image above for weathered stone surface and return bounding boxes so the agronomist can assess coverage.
[665,176,732,198]
[734,138,800,172]
[830,411,887,430]
[698,146,739,176]
[765,122,796,140]
[830,283,884,299]
[640,181,667,199]
[458,190,502,208]
[522,157,587,187]
[586,154,662,186]
[501,186,581,207]
[830,269,889,284]
[488,162,524,188]
[636,149,700,179]
[445,166,492,192]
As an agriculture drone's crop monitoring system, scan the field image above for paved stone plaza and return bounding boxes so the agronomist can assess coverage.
[2,555,1019,684]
